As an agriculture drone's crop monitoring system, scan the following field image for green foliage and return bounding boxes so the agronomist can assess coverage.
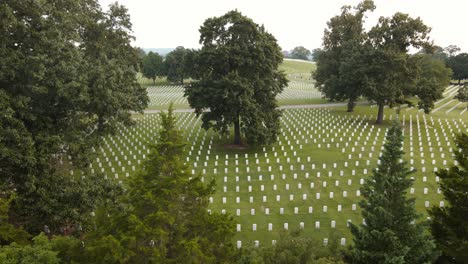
[455,85,468,102]
[315,1,449,121]
[348,121,437,263]
[413,54,452,113]
[0,0,146,235]
[0,233,60,264]
[185,10,288,145]
[311,48,322,62]
[313,0,375,112]
[429,134,468,263]
[135,47,146,72]
[76,105,236,263]
[444,45,461,57]
[142,51,164,83]
[0,197,29,246]
[363,12,438,123]
[446,53,468,83]
[236,230,345,264]
[290,46,311,60]
[163,46,195,84]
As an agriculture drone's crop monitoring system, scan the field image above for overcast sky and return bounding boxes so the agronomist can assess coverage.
[98,0,468,52]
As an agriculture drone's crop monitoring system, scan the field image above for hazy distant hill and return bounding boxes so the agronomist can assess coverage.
[143,48,174,56]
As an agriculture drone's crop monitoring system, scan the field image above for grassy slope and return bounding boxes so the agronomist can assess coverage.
[143,59,320,110]
[116,60,468,246]
[92,103,467,246]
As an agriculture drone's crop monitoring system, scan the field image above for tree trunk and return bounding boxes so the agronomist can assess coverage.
[347,99,356,112]
[459,79,461,85]
[153,77,156,84]
[376,103,384,124]
[233,115,241,145]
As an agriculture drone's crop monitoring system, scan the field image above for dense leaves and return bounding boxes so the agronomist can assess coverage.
[237,230,345,264]
[413,54,452,113]
[313,0,375,112]
[185,10,288,145]
[315,1,451,122]
[163,46,196,84]
[348,121,437,263]
[455,85,468,103]
[361,12,452,123]
[0,0,147,235]
[73,105,236,263]
[142,51,164,83]
[429,134,468,263]
[0,233,60,264]
[290,46,311,60]
[446,53,468,83]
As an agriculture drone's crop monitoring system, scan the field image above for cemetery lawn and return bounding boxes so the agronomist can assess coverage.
[85,101,467,247]
[145,59,320,110]
[279,59,316,75]
[120,60,468,247]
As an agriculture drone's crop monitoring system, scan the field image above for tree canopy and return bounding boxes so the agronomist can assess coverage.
[313,0,376,112]
[290,46,311,60]
[0,0,147,235]
[446,53,468,83]
[348,121,437,263]
[163,46,195,84]
[75,105,236,263]
[142,51,164,83]
[429,133,468,263]
[185,10,288,145]
[315,1,451,122]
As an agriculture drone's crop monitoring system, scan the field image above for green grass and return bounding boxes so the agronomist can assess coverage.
[79,103,467,247]
[141,59,319,111]
[121,60,468,247]
[279,59,316,75]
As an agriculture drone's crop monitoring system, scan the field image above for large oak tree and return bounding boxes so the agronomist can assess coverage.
[185,10,288,145]
[314,0,375,112]
[0,0,147,235]
[142,51,164,84]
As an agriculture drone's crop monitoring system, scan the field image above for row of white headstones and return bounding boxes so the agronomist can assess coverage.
[83,111,460,245]
[145,82,322,107]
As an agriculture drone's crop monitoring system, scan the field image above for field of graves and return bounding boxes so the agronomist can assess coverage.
[76,59,468,248]
[81,101,466,248]
[145,60,325,110]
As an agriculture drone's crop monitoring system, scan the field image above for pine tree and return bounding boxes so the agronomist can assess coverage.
[429,133,468,263]
[348,121,437,263]
[83,104,236,263]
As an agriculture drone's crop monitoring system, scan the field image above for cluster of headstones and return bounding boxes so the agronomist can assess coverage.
[402,85,465,115]
[146,85,187,107]
[80,108,465,245]
[276,80,321,100]
[144,82,322,108]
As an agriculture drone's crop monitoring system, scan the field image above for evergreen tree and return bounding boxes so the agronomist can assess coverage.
[429,133,468,263]
[81,105,236,263]
[348,121,437,263]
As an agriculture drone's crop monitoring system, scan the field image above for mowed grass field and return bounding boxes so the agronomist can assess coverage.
[76,60,468,247]
[77,102,467,247]
[145,59,322,110]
